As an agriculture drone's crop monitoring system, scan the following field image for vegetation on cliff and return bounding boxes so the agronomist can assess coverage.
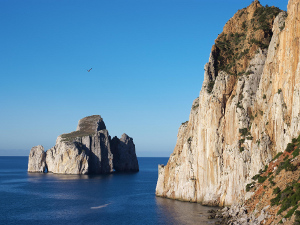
[212,1,281,78]
[244,135,300,224]
[156,0,299,211]
[61,115,106,142]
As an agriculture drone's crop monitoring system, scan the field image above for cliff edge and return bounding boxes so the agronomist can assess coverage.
[156,0,300,207]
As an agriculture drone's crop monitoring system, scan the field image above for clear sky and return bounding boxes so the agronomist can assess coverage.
[0,0,288,157]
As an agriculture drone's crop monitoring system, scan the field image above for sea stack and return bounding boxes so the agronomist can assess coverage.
[156,0,300,207]
[111,134,139,172]
[28,115,139,174]
[28,145,46,173]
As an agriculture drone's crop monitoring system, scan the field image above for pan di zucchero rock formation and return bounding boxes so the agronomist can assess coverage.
[28,115,139,174]
[156,0,300,208]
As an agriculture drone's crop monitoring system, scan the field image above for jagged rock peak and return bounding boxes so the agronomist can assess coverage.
[120,133,131,142]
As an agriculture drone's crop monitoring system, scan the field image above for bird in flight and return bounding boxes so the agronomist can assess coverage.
[87,68,92,72]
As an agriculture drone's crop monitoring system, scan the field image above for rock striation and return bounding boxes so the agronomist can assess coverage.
[28,115,139,174]
[156,0,300,207]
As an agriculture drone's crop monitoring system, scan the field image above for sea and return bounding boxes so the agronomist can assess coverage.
[0,157,220,225]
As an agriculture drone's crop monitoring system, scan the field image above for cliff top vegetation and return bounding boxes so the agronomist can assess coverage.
[212,1,282,77]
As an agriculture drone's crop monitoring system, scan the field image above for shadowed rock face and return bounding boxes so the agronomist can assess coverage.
[28,115,139,174]
[111,134,139,172]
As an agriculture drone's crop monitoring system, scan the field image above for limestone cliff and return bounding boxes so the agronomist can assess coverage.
[156,0,300,207]
[28,115,139,174]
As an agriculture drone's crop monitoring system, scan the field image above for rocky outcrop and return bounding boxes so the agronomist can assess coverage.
[111,134,139,172]
[45,139,89,174]
[156,0,300,207]
[28,145,46,173]
[28,115,139,174]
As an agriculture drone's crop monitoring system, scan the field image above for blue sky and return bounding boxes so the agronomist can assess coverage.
[0,0,288,157]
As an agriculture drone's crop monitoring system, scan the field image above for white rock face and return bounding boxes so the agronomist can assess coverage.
[28,145,46,173]
[28,115,138,174]
[46,138,89,174]
[156,1,300,206]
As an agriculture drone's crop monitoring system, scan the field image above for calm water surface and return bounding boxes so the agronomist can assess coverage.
[0,157,219,225]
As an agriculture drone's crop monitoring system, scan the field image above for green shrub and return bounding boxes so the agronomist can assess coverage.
[239,139,245,144]
[293,147,300,158]
[258,176,267,183]
[268,172,272,177]
[271,192,281,206]
[262,165,268,172]
[239,147,245,152]
[252,174,260,180]
[239,94,244,101]
[207,81,215,94]
[276,184,300,215]
[292,138,297,143]
[292,181,300,189]
[276,159,297,175]
[181,121,188,125]
[245,70,253,75]
[269,176,276,186]
[286,143,295,153]
[284,205,298,218]
[237,101,243,109]
[246,182,255,192]
[279,22,286,31]
[256,139,260,146]
[273,152,283,160]
[239,128,249,137]
[273,187,281,195]
[242,21,247,29]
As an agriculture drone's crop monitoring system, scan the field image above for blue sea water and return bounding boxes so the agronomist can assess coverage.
[0,157,219,225]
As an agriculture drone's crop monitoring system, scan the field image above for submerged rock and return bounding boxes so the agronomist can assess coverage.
[28,115,139,174]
